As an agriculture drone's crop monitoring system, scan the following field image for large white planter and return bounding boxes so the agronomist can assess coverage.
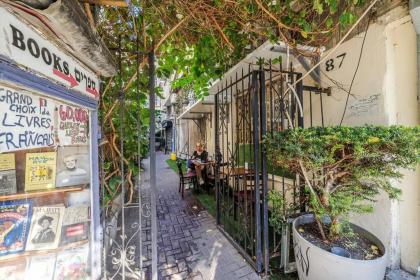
[292,214,387,280]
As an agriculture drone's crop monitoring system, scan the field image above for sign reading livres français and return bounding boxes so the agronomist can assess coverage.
[0,85,55,152]
[57,104,89,146]
[0,8,100,100]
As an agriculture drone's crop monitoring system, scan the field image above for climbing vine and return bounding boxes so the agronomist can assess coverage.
[93,0,371,205]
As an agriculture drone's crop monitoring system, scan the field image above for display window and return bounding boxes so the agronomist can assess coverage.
[0,82,93,279]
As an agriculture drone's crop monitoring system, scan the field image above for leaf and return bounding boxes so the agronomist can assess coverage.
[301,31,308,38]
[314,0,324,14]
[326,18,334,28]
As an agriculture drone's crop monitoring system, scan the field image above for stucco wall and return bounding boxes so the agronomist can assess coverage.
[386,15,420,273]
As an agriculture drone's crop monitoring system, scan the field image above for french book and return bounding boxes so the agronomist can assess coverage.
[0,200,32,257]
[25,152,57,192]
[0,260,26,280]
[25,206,64,251]
[0,153,17,195]
[60,205,90,245]
[25,254,56,280]
[53,243,89,280]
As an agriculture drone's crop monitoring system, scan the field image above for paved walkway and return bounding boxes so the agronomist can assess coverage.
[141,153,260,280]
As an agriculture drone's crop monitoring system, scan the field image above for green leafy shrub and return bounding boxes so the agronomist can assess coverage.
[265,126,420,241]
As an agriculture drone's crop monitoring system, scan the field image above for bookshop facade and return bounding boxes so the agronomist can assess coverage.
[0,2,115,279]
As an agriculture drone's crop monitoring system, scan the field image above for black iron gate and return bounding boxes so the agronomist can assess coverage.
[214,61,328,275]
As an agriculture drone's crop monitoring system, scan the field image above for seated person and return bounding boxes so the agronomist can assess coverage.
[187,143,208,185]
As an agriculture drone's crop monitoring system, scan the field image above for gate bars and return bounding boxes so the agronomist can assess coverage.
[214,60,328,275]
[100,35,158,280]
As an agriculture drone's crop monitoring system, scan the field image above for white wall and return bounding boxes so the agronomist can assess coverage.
[311,7,420,273]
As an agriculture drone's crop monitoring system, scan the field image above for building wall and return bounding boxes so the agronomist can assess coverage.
[311,7,420,273]
[386,15,420,273]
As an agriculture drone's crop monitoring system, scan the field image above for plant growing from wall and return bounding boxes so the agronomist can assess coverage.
[265,126,420,241]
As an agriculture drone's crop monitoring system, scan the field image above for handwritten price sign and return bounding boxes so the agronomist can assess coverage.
[57,104,89,146]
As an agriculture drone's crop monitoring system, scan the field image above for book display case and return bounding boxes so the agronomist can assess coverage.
[0,4,107,280]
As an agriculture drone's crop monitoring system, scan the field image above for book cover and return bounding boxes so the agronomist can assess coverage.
[0,154,16,195]
[60,206,90,245]
[0,260,26,280]
[25,206,64,251]
[25,254,56,280]
[25,152,57,192]
[56,147,90,188]
[0,200,32,256]
[53,244,90,280]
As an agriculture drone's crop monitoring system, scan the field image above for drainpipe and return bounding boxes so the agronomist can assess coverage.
[409,1,420,277]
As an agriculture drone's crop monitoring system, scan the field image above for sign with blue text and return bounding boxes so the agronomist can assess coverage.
[0,7,100,100]
[0,85,55,152]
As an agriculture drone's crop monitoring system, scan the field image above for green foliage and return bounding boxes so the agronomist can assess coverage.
[265,126,420,239]
[268,190,286,235]
[95,0,369,206]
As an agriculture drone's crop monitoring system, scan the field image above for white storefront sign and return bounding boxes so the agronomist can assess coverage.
[0,84,55,152]
[0,8,100,100]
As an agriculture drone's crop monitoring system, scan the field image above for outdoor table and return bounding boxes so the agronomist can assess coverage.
[220,166,253,177]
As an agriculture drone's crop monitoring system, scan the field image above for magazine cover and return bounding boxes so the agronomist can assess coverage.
[56,147,90,188]
[26,206,64,251]
[0,200,32,256]
[0,153,16,195]
[25,254,56,280]
[60,205,90,245]
[25,152,57,191]
[0,260,26,280]
[53,244,90,280]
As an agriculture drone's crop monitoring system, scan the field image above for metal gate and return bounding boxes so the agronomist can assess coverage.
[214,61,329,275]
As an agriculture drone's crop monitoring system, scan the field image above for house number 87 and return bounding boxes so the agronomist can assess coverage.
[325,53,346,71]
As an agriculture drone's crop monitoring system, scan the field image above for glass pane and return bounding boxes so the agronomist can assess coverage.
[0,83,92,279]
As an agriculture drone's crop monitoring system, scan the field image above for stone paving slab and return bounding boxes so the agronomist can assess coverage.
[105,152,260,280]
[144,153,260,280]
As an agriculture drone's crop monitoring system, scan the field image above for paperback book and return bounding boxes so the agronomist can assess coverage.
[25,152,57,192]
[60,205,90,245]
[26,206,64,251]
[54,244,90,280]
[25,254,56,280]
[56,147,90,188]
[0,153,16,195]
[0,200,32,256]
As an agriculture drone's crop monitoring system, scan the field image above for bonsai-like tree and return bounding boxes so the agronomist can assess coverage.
[265,126,420,241]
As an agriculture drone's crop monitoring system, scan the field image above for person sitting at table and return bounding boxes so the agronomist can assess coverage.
[187,142,208,185]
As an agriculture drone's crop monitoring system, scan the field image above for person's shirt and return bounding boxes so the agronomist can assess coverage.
[192,150,208,162]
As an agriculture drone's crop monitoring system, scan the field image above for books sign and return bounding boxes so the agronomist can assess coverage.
[0,8,100,100]
[0,85,55,152]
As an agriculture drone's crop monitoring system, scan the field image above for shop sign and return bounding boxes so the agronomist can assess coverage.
[0,85,55,153]
[0,8,100,100]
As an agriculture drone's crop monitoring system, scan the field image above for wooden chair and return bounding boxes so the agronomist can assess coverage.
[177,159,197,198]
[206,162,229,194]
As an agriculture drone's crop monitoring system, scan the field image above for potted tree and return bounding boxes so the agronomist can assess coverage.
[265,126,419,280]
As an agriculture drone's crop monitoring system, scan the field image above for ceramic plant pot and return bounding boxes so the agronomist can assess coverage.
[292,214,387,280]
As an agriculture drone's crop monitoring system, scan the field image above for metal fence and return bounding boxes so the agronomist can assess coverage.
[214,61,329,276]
